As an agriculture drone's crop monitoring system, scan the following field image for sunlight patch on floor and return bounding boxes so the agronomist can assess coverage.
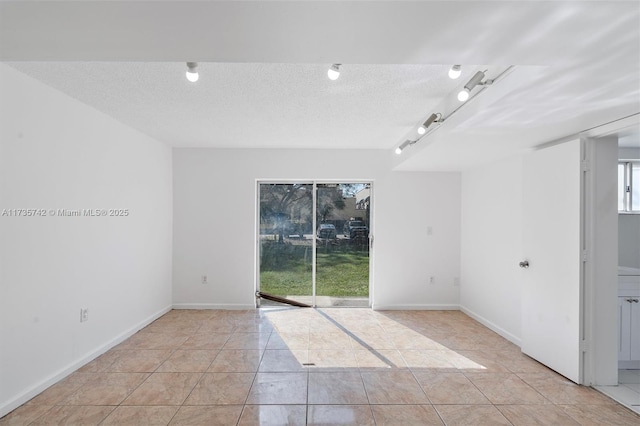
[262,308,487,371]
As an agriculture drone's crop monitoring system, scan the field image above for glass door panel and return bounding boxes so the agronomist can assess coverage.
[315,183,370,307]
[258,183,313,306]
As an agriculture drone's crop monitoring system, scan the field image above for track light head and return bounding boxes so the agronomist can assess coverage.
[457,88,470,102]
[448,65,461,79]
[395,140,413,155]
[465,71,486,90]
[328,64,341,80]
[418,113,440,135]
[186,62,199,82]
[457,70,486,102]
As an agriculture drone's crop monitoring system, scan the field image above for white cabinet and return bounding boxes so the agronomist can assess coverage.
[618,296,640,362]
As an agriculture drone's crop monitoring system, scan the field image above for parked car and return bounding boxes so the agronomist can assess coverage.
[316,223,337,239]
[344,220,368,239]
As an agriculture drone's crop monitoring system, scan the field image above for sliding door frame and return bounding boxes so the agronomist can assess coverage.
[312,182,317,307]
[255,179,374,308]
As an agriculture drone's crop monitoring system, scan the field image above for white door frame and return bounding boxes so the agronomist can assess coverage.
[580,114,639,385]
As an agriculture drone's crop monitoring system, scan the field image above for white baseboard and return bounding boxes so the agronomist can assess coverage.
[459,304,522,347]
[172,303,256,310]
[372,304,460,311]
[0,305,172,418]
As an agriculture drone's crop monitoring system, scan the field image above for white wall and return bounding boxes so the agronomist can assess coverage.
[618,147,640,160]
[619,215,640,268]
[0,64,173,416]
[373,171,461,308]
[460,155,523,345]
[172,148,461,310]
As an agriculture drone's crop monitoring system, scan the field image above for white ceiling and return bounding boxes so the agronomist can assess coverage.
[618,128,640,149]
[4,62,482,150]
[1,1,639,171]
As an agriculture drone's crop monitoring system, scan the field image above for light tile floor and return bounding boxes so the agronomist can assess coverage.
[2,308,640,425]
[595,369,640,415]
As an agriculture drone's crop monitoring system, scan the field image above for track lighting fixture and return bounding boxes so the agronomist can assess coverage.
[395,140,414,155]
[417,113,442,135]
[328,64,341,81]
[394,66,514,155]
[448,65,461,79]
[186,62,199,82]
[458,70,490,102]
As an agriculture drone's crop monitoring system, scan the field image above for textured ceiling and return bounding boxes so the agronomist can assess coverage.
[6,62,478,149]
[1,0,639,170]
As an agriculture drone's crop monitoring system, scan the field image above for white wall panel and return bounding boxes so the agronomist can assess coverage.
[0,64,173,416]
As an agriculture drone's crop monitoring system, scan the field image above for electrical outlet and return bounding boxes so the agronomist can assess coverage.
[454,277,460,287]
[80,308,89,322]
[201,275,208,284]
[427,226,433,236]
[429,276,435,284]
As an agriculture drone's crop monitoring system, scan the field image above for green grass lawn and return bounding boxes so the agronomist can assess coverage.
[259,241,369,297]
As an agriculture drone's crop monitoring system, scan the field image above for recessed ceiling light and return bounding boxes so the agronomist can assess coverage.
[186,62,199,83]
[448,65,462,79]
[328,64,341,81]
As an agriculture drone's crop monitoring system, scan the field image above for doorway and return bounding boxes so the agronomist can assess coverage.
[256,181,372,308]
[590,129,640,414]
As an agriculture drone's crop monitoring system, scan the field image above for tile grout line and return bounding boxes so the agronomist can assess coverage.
[168,314,217,426]
[357,364,376,424]
[141,318,210,426]
[8,309,640,425]
[235,327,271,425]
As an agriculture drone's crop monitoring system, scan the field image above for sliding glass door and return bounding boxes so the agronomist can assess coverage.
[257,182,371,307]
[258,183,314,305]
[315,183,370,307]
